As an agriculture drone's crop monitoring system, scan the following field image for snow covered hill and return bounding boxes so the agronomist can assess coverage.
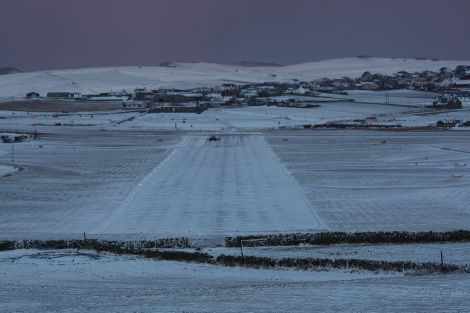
[0,67,22,75]
[0,57,469,98]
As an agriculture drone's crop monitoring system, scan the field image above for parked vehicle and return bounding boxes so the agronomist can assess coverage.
[208,135,220,142]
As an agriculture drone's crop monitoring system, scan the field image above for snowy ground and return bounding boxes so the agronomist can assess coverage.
[0,131,181,239]
[0,141,24,176]
[0,249,469,313]
[0,117,469,312]
[0,165,17,177]
[373,108,470,127]
[0,143,11,157]
[2,59,470,311]
[323,89,442,107]
[265,130,470,232]
[1,128,470,240]
[2,103,469,133]
[0,102,420,132]
[0,109,140,131]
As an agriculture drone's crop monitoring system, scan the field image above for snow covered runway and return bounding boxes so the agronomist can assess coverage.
[95,134,327,237]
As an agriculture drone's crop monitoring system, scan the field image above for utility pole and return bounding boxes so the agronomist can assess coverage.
[11,144,14,164]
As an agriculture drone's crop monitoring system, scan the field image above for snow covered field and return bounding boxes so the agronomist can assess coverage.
[3,102,469,134]
[0,131,181,239]
[0,249,469,313]
[374,109,470,127]
[324,89,442,107]
[1,128,469,240]
[0,109,141,131]
[266,130,470,232]
[119,103,414,130]
[0,102,420,132]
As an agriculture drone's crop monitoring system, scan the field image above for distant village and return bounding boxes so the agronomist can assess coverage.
[25,65,470,113]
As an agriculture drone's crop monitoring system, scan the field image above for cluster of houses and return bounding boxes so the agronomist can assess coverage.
[27,91,132,102]
[24,65,470,112]
[431,95,463,109]
[128,83,324,111]
[312,65,470,92]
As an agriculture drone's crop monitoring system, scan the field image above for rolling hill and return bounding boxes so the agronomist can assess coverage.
[0,57,469,98]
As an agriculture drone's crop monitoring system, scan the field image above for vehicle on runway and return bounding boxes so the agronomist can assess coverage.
[208,135,220,142]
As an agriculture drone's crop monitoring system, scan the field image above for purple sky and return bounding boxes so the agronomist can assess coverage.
[1,0,469,71]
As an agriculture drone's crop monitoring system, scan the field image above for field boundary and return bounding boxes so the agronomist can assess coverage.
[1,237,469,275]
[0,237,190,251]
[216,254,466,274]
[225,230,470,247]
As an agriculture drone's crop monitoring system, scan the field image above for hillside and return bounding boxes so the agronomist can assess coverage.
[0,57,469,98]
[0,67,22,75]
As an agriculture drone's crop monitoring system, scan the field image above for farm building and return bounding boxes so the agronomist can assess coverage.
[359,82,380,90]
[26,92,40,99]
[47,92,81,99]
[432,95,462,109]
[122,102,146,109]
[148,102,208,114]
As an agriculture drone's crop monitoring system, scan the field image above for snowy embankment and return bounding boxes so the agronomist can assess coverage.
[0,144,17,177]
[0,165,16,177]
[0,144,9,156]
[0,57,469,98]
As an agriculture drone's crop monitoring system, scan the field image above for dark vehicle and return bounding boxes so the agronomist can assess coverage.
[208,135,220,142]
[1,134,29,143]
[1,135,13,143]
[15,135,29,142]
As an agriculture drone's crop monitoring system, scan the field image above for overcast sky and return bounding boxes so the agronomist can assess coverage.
[1,0,469,71]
